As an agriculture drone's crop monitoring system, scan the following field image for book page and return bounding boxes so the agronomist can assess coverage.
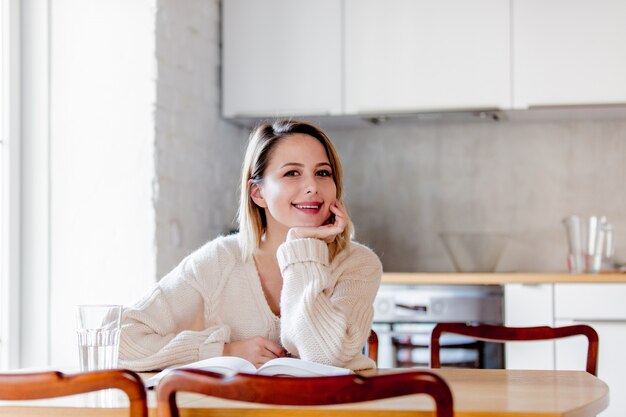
[144,356,352,388]
[256,357,353,377]
[144,356,256,388]
[195,356,257,375]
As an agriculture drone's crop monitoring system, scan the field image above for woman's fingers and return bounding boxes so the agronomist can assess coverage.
[223,336,287,367]
[328,202,348,236]
[286,201,350,243]
[264,339,286,358]
[290,224,340,242]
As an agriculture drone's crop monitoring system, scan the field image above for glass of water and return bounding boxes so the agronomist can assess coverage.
[75,305,122,372]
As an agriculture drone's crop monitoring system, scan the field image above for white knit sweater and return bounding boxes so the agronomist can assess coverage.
[119,234,382,372]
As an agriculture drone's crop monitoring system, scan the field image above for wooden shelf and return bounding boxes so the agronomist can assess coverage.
[381,272,626,285]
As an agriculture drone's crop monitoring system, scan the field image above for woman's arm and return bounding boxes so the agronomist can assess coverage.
[119,247,230,372]
[277,238,382,369]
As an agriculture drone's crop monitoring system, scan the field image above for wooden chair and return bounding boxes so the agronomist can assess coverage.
[430,323,599,375]
[0,369,148,417]
[156,369,453,417]
[367,328,379,364]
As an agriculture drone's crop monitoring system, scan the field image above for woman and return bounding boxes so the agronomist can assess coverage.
[119,120,382,371]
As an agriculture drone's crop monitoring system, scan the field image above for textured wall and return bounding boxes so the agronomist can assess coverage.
[155,0,246,278]
[323,119,626,272]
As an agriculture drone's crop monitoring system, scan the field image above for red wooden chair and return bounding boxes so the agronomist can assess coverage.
[156,369,453,417]
[0,369,148,417]
[430,323,599,375]
[367,328,379,364]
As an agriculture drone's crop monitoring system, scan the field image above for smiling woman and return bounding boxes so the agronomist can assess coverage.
[118,120,383,373]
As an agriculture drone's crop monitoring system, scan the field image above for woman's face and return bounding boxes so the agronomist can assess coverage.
[251,133,337,236]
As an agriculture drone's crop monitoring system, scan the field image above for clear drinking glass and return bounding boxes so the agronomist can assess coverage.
[563,215,612,274]
[563,216,584,273]
[75,304,122,372]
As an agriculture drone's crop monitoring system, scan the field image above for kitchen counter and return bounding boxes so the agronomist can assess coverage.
[382,272,626,285]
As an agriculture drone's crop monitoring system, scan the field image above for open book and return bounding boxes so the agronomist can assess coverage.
[144,356,353,388]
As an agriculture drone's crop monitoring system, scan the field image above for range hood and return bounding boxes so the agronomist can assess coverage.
[224,109,505,130]
[361,109,504,125]
[224,104,626,130]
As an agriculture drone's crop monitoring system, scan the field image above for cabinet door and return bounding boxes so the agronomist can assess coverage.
[555,284,626,320]
[504,284,555,370]
[344,0,510,114]
[513,0,626,108]
[222,0,342,118]
[555,319,625,417]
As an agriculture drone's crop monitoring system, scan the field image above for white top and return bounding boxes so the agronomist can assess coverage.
[118,234,382,372]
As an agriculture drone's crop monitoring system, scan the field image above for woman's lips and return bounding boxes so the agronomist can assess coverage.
[292,202,322,215]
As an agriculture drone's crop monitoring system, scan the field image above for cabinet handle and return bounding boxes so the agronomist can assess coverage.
[528,103,626,110]
[352,109,504,123]
[571,318,626,324]
[395,303,428,312]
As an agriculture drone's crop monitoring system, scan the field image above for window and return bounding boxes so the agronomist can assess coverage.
[0,0,20,370]
[0,0,9,369]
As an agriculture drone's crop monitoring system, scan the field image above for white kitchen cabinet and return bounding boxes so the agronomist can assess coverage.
[554,284,626,417]
[222,0,342,118]
[504,284,555,370]
[554,320,624,417]
[223,0,510,119]
[513,0,626,109]
[344,0,511,114]
[554,284,626,320]
[223,0,626,119]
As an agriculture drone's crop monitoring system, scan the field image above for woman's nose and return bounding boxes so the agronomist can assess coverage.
[304,176,317,194]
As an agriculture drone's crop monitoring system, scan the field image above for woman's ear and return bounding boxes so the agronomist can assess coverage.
[249,182,267,208]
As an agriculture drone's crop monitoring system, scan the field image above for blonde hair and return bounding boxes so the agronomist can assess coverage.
[237,120,353,262]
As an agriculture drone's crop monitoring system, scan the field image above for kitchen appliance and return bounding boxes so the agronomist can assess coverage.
[373,284,504,368]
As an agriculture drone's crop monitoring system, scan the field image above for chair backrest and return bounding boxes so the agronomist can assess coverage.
[367,329,379,364]
[156,369,453,417]
[430,323,599,376]
[0,369,148,417]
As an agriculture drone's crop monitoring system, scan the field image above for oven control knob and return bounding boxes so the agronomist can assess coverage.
[431,300,446,315]
[374,297,394,320]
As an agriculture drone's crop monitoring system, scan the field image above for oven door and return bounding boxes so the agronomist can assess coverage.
[372,284,504,369]
[373,322,503,369]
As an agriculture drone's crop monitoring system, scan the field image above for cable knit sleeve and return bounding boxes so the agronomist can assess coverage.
[118,240,231,372]
[277,238,382,370]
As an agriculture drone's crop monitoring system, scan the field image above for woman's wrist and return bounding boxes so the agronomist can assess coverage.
[277,236,330,269]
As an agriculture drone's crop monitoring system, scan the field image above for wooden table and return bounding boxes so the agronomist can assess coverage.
[0,368,609,417]
[381,272,626,285]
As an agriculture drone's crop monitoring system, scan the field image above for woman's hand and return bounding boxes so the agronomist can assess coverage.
[222,336,286,368]
[287,201,349,243]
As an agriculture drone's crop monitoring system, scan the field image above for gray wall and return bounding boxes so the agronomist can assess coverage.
[325,119,626,272]
[155,0,246,278]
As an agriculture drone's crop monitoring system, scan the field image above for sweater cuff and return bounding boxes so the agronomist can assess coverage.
[277,238,329,271]
[198,326,231,359]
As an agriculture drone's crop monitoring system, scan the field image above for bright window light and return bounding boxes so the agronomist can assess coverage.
[0,0,8,368]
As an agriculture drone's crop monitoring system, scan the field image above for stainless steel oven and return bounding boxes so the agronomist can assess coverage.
[372,284,504,369]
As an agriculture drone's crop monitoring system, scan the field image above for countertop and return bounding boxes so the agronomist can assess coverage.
[381,272,626,285]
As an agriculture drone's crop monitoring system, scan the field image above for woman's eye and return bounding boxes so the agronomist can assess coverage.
[284,170,300,177]
[317,169,332,177]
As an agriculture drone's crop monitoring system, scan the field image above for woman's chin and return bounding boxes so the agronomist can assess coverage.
[291,220,325,228]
